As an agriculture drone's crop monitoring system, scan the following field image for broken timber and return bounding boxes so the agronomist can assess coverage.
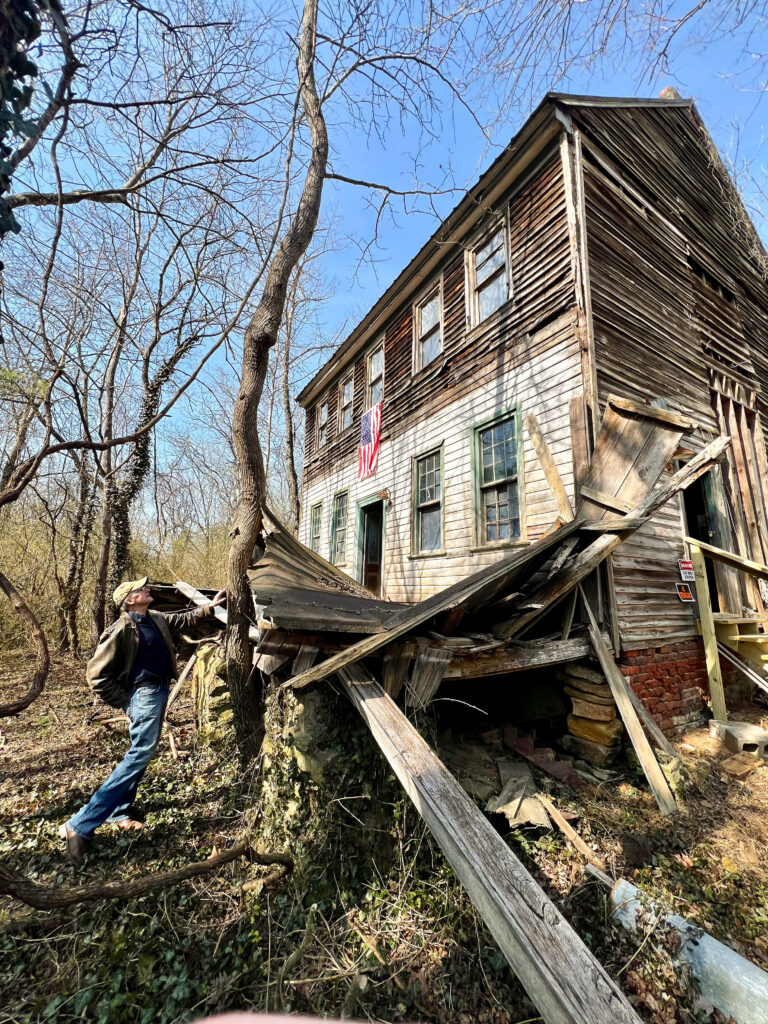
[581,591,677,815]
[338,663,641,1024]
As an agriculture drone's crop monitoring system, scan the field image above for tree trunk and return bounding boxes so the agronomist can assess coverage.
[92,479,114,640]
[0,570,50,716]
[281,315,301,535]
[226,0,328,763]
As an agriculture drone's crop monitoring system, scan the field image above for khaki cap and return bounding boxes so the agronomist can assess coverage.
[113,576,149,607]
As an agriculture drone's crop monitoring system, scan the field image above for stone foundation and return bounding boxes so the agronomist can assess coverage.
[618,639,710,735]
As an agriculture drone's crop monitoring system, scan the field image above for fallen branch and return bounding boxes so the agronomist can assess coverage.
[536,794,606,872]
[0,571,50,717]
[167,653,198,711]
[0,841,292,910]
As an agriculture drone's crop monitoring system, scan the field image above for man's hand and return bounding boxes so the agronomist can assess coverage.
[209,589,227,609]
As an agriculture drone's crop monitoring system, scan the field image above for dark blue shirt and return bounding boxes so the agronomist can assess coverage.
[128,612,173,687]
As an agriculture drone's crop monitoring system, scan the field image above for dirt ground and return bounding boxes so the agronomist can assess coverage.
[2,650,768,1024]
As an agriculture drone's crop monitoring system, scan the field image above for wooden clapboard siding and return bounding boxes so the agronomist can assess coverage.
[572,102,768,645]
[300,319,583,602]
[302,154,574,488]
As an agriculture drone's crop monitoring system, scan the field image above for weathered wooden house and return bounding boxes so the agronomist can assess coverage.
[297,93,768,731]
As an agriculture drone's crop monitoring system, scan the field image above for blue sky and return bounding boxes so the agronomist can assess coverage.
[314,17,767,352]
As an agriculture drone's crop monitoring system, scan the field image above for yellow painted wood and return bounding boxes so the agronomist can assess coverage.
[689,543,727,722]
[683,536,768,583]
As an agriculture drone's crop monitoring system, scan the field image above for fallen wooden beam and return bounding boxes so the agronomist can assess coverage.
[443,635,593,678]
[337,663,641,1024]
[581,592,676,816]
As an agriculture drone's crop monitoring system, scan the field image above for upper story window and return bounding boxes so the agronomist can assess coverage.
[330,490,349,564]
[317,400,329,447]
[414,448,442,553]
[474,409,521,545]
[339,374,354,431]
[469,221,509,325]
[414,286,442,371]
[367,344,384,407]
[309,502,322,552]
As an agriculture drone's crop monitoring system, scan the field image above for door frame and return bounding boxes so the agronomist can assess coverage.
[355,492,386,595]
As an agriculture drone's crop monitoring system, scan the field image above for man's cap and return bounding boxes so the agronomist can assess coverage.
[113,576,149,607]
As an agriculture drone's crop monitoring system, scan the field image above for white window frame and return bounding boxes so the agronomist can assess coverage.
[317,400,329,447]
[330,489,349,565]
[466,214,511,327]
[309,501,323,553]
[366,342,384,408]
[413,446,443,555]
[338,373,354,432]
[413,281,443,373]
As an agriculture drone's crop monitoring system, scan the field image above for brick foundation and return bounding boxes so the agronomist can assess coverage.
[619,639,710,735]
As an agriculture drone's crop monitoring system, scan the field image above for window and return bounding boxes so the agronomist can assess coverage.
[475,411,520,544]
[330,491,348,564]
[317,401,329,447]
[414,287,442,370]
[469,223,509,324]
[414,448,442,553]
[339,374,354,431]
[366,344,384,407]
[309,502,322,553]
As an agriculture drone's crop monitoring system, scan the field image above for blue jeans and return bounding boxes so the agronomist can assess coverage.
[67,683,169,838]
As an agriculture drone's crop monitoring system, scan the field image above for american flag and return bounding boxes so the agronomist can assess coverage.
[358,402,382,480]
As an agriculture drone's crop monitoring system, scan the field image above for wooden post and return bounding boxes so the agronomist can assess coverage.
[689,542,728,723]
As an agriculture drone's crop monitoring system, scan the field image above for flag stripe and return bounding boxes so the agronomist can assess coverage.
[358,402,382,480]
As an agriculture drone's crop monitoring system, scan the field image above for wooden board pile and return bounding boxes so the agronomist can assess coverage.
[558,662,622,765]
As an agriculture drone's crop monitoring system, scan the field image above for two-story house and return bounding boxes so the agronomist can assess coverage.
[296,93,768,708]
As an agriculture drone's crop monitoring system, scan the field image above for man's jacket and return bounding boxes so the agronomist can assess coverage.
[87,607,213,708]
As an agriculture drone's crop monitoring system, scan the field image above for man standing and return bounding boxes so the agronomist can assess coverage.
[60,577,226,862]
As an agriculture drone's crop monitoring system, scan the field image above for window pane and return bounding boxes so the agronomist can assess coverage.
[421,328,441,367]
[319,403,328,425]
[370,379,382,406]
[342,405,353,430]
[480,415,517,484]
[342,378,353,405]
[418,453,441,505]
[369,347,383,380]
[310,506,321,552]
[420,293,440,336]
[420,507,441,551]
[483,482,520,543]
[332,493,347,563]
[477,271,507,320]
[476,230,505,285]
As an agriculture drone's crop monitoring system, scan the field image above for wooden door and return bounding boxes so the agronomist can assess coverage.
[362,501,384,596]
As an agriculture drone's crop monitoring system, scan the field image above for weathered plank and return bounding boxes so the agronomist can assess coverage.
[525,411,574,520]
[581,593,677,816]
[405,646,453,708]
[689,542,728,723]
[338,663,642,1024]
[443,635,592,678]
